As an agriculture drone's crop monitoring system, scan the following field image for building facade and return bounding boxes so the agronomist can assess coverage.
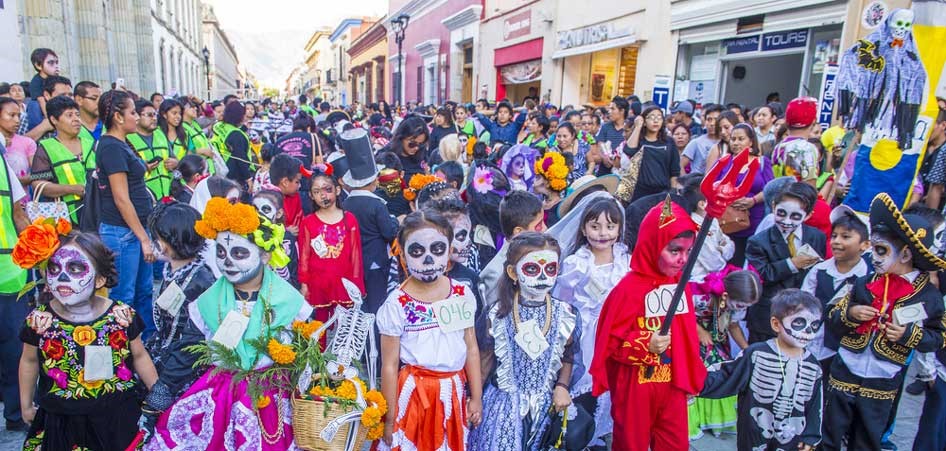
[202,3,242,99]
[325,18,376,106]
[386,0,481,106]
[151,0,204,97]
[348,18,388,105]
[16,0,157,93]
[477,0,553,105]
[302,28,332,100]
[0,2,25,83]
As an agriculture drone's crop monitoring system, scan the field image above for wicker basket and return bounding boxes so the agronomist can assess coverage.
[292,396,368,451]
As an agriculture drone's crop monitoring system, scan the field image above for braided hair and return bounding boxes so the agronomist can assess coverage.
[98,90,133,130]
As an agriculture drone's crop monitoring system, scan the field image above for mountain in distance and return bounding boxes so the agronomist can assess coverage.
[225,28,309,88]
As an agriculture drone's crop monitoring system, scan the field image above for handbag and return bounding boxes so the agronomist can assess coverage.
[26,182,71,223]
[529,403,595,451]
[719,205,750,235]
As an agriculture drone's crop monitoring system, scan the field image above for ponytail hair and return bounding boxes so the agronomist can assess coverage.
[99,90,133,130]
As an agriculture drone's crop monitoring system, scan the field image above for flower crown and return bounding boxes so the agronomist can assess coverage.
[403,174,445,201]
[194,197,290,268]
[12,217,72,270]
[534,151,570,192]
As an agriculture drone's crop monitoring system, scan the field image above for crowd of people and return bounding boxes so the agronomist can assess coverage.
[2,45,946,451]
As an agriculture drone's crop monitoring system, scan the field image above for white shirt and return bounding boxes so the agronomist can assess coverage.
[779,226,806,273]
[690,213,734,282]
[376,280,472,372]
[838,271,919,379]
[801,257,869,361]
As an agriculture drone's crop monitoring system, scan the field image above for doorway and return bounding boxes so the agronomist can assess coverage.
[462,44,473,103]
[722,52,804,107]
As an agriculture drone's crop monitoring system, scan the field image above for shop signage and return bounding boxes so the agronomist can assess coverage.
[722,35,760,54]
[558,23,631,50]
[761,29,809,51]
[817,64,839,130]
[504,10,532,40]
[653,75,672,111]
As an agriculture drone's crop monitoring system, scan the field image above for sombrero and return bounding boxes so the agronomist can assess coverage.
[556,174,620,218]
[869,193,946,271]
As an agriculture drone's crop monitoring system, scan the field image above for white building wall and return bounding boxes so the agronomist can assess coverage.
[152,0,202,96]
[0,2,23,83]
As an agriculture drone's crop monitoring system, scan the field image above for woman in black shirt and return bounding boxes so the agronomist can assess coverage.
[95,89,158,338]
[622,105,680,202]
[220,102,254,194]
[382,116,430,180]
[427,107,456,154]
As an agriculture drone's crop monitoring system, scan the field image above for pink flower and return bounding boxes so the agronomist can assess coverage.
[472,167,493,194]
[47,368,68,389]
[116,363,132,381]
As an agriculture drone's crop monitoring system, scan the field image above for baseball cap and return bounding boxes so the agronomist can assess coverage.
[671,101,694,115]
[785,97,818,128]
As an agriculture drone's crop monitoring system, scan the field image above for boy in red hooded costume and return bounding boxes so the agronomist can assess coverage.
[590,197,706,450]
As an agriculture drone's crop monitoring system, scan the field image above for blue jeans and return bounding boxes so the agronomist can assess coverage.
[99,223,155,340]
[0,292,30,422]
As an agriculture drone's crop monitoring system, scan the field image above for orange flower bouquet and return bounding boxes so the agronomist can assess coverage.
[10,217,73,299]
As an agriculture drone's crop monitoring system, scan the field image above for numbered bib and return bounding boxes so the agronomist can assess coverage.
[644,284,688,318]
[434,295,476,333]
[310,235,329,258]
[893,303,928,326]
[83,345,114,381]
[514,319,549,360]
[212,310,250,350]
[155,281,186,315]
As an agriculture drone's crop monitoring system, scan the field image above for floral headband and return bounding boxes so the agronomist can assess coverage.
[534,151,570,192]
[194,197,290,268]
[403,174,445,202]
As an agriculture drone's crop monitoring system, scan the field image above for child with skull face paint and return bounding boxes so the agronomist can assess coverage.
[823,194,946,451]
[589,198,706,451]
[700,289,824,450]
[141,197,310,450]
[252,189,299,287]
[468,232,580,450]
[429,197,485,331]
[376,209,483,451]
[298,170,364,323]
[17,231,158,451]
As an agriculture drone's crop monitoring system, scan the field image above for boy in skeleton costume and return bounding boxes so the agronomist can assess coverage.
[823,193,946,450]
[589,198,705,450]
[701,289,824,451]
[140,197,311,451]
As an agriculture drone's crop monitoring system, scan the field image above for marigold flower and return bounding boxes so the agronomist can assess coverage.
[256,395,271,409]
[266,338,296,365]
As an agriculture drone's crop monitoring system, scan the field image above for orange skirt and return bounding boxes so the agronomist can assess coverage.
[390,365,467,451]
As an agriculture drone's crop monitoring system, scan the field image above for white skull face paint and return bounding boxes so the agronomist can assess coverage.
[931,222,946,257]
[889,9,914,41]
[215,232,264,284]
[449,215,472,264]
[516,250,559,301]
[779,309,822,348]
[252,197,279,222]
[870,236,906,275]
[152,239,171,263]
[774,199,807,236]
[47,245,97,306]
[404,228,450,283]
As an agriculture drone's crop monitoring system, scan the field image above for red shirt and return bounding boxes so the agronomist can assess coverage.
[283,192,303,229]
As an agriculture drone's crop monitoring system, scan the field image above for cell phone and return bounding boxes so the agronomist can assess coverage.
[115,78,125,88]
[148,156,164,164]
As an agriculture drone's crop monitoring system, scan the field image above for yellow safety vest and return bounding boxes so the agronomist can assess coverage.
[38,137,92,225]
[128,130,172,200]
[0,152,26,294]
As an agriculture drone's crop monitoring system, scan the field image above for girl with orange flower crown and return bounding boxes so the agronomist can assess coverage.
[533,151,571,227]
[15,220,158,451]
[138,197,312,450]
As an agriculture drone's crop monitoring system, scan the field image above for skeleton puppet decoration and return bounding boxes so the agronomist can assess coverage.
[404,228,450,282]
[514,250,559,301]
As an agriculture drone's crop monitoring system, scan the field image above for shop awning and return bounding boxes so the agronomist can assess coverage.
[552,34,638,59]
[500,59,541,84]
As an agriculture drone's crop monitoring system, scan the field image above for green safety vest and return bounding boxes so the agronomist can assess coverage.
[0,152,26,294]
[38,137,93,225]
[183,121,215,174]
[212,122,250,165]
[128,129,172,200]
[300,105,316,117]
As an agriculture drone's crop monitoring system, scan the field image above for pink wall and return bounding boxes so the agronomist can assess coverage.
[387,0,480,104]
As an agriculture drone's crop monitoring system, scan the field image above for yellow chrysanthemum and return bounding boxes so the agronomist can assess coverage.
[292,320,324,339]
[364,390,388,414]
[309,385,335,398]
[203,197,232,230]
[194,219,217,240]
[550,178,568,191]
[367,423,384,440]
[548,163,569,180]
[360,406,383,428]
[266,338,296,365]
[335,380,360,400]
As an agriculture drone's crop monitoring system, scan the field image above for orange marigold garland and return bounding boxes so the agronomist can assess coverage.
[534,151,570,192]
[403,173,444,201]
[195,197,262,240]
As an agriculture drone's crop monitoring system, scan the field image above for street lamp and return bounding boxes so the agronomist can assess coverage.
[391,13,410,108]
[201,46,211,100]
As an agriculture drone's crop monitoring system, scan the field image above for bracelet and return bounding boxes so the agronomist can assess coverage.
[554,382,569,390]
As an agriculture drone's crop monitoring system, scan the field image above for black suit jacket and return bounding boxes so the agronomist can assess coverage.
[342,192,399,270]
[745,224,827,340]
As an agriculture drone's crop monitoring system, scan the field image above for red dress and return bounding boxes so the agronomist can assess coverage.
[298,211,365,321]
[590,200,707,451]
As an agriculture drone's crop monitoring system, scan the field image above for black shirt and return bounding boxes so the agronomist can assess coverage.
[623,136,681,202]
[224,131,253,189]
[97,135,154,227]
[274,131,316,169]
[428,126,456,157]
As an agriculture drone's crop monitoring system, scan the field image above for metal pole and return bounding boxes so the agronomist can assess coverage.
[397,38,403,107]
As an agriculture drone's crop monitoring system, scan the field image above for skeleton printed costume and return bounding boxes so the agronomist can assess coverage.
[701,339,823,450]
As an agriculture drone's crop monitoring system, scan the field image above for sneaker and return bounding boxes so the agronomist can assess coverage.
[5,420,27,431]
[906,379,932,396]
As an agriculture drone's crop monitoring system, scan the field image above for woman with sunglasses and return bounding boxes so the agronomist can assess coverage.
[620,105,681,202]
[381,116,430,180]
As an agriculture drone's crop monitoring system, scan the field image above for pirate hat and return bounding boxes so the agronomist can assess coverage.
[869,193,946,271]
[339,128,378,188]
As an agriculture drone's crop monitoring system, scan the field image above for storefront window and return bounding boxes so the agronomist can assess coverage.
[617,47,639,98]
[587,46,639,105]
[806,25,843,99]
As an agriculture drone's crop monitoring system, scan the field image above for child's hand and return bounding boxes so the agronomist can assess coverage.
[849,305,880,322]
[791,254,820,270]
[697,327,714,347]
[113,305,134,327]
[648,332,671,354]
[466,397,483,426]
[21,404,37,425]
[552,386,571,412]
[27,311,53,334]
[383,422,393,446]
[798,443,814,451]
[287,225,299,235]
[881,320,907,342]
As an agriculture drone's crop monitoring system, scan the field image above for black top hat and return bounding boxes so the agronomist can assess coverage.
[339,128,378,188]
[869,193,946,271]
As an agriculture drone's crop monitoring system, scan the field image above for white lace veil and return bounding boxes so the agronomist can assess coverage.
[547,190,626,258]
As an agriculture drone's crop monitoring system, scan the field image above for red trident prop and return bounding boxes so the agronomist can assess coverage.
[648,150,759,373]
